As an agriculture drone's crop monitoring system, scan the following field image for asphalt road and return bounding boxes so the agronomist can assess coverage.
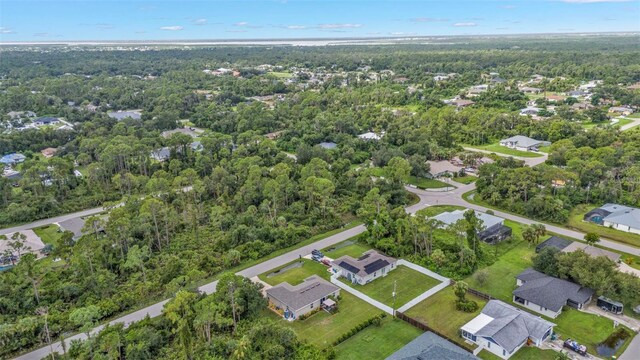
[0,206,106,236]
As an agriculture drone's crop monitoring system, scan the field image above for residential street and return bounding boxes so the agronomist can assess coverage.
[0,206,106,236]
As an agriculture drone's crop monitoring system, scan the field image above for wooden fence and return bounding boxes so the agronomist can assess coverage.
[450,280,496,301]
[395,311,473,353]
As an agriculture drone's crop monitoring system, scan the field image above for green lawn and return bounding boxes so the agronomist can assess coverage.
[258,259,330,286]
[335,317,423,360]
[340,265,442,308]
[568,204,640,247]
[452,175,477,185]
[268,71,293,78]
[323,241,372,259]
[416,205,466,218]
[613,118,633,128]
[465,143,544,158]
[628,113,640,119]
[263,291,381,348]
[554,308,633,356]
[369,167,453,189]
[405,286,487,350]
[32,224,63,246]
[478,347,559,360]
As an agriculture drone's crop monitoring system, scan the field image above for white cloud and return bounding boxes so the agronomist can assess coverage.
[160,25,184,31]
[234,21,248,26]
[286,25,307,29]
[389,32,417,36]
[318,23,362,29]
[0,27,16,34]
[193,19,207,25]
[227,29,248,33]
[453,22,477,27]
[500,5,516,9]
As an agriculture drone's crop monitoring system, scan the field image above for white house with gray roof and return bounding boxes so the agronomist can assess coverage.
[499,135,550,152]
[331,250,397,285]
[266,275,340,321]
[585,203,640,235]
[431,210,512,244]
[461,300,555,359]
[513,268,594,319]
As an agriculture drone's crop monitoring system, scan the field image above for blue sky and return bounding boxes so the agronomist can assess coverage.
[0,0,638,41]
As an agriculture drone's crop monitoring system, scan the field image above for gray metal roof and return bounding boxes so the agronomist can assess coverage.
[266,275,339,312]
[513,269,594,312]
[475,300,555,353]
[386,332,478,360]
[499,135,549,148]
[107,110,142,120]
[432,210,503,231]
[58,217,86,239]
[319,142,337,149]
[536,236,573,253]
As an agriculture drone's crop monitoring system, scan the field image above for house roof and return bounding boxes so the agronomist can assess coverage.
[536,236,573,253]
[386,331,478,360]
[596,204,640,230]
[0,229,46,254]
[319,142,337,149]
[427,160,461,176]
[500,135,548,148]
[561,242,621,262]
[332,250,397,278]
[107,110,142,120]
[266,275,339,312]
[513,268,594,312]
[58,217,87,239]
[432,210,504,231]
[0,153,26,164]
[462,300,555,353]
[358,132,383,140]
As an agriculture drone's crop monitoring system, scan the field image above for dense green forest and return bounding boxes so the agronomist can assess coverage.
[1,36,639,358]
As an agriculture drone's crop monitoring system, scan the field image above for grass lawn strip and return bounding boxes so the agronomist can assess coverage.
[339,265,442,308]
[465,143,544,158]
[478,347,558,360]
[32,224,63,246]
[334,317,423,360]
[405,286,488,350]
[262,290,381,348]
[452,175,477,185]
[258,258,331,286]
[323,242,372,259]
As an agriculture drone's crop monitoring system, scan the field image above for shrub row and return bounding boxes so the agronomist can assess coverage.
[332,313,387,346]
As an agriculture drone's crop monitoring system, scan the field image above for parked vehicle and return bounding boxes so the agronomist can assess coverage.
[321,259,331,266]
[597,296,623,315]
[311,254,323,262]
[312,249,323,257]
[563,339,587,356]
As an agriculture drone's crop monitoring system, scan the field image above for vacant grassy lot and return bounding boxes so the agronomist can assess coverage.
[263,290,381,348]
[267,71,293,78]
[405,286,487,350]
[335,317,422,360]
[369,167,453,189]
[568,204,640,247]
[32,224,63,246]
[465,143,544,158]
[340,265,442,308]
[323,241,372,259]
[258,259,330,286]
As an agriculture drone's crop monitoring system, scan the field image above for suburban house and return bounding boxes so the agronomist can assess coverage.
[0,153,27,165]
[332,250,397,285]
[461,300,554,360]
[357,131,384,141]
[513,268,594,319]
[41,147,58,158]
[519,107,542,116]
[545,95,566,103]
[584,203,640,235]
[150,147,171,162]
[107,110,142,121]
[426,160,463,178]
[386,331,478,360]
[561,242,621,262]
[499,135,550,152]
[266,275,340,321]
[431,210,513,244]
[0,230,47,261]
[518,86,542,94]
[33,117,60,126]
[535,236,572,253]
[608,106,634,116]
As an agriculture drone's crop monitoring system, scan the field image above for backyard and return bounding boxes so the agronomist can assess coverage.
[339,265,442,308]
[262,290,381,348]
[404,286,487,350]
[334,317,423,360]
[464,143,544,158]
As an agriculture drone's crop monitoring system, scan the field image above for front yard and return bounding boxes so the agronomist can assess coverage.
[258,259,331,286]
[323,241,372,259]
[405,286,488,350]
[32,224,63,246]
[369,167,453,189]
[568,204,640,247]
[339,265,442,308]
[334,317,423,360]
[263,290,381,348]
[465,143,544,158]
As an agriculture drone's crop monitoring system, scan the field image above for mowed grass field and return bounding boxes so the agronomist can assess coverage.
[323,241,372,259]
[334,317,423,360]
[340,265,442,308]
[465,143,544,158]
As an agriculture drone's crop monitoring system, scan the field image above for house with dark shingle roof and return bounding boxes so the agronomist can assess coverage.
[386,331,478,360]
[265,275,340,321]
[331,250,397,285]
[461,300,555,359]
[535,236,572,253]
[513,268,594,319]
